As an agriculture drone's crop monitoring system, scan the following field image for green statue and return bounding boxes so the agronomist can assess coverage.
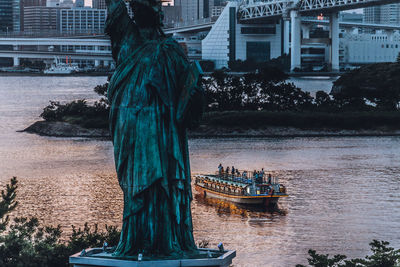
[105,0,204,258]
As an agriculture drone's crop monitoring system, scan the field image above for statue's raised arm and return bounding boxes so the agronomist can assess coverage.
[105,0,139,61]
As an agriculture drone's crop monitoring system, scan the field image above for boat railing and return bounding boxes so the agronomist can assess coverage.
[213,170,279,185]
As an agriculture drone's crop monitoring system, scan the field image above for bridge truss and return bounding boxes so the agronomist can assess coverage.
[239,0,400,21]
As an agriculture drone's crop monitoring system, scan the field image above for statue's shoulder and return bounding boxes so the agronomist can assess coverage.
[159,37,187,57]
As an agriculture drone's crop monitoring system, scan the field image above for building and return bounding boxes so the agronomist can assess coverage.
[92,0,106,9]
[23,6,60,33]
[74,0,84,8]
[340,12,363,23]
[175,0,218,22]
[341,32,400,65]
[59,8,107,34]
[162,5,181,28]
[0,0,14,33]
[364,4,400,24]
[46,0,60,7]
[202,2,283,68]
[60,0,73,8]
[20,0,47,31]
[13,0,21,32]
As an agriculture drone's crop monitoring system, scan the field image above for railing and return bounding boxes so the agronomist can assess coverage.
[0,30,105,38]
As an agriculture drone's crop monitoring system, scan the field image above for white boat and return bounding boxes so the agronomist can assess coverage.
[44,57,79,74]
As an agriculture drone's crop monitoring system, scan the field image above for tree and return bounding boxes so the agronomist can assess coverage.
[0,177,18,232]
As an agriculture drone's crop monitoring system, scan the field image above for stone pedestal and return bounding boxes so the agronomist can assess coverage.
[70,248,236,267]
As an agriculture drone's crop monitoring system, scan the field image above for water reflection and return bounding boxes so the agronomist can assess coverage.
[193,192,288,217]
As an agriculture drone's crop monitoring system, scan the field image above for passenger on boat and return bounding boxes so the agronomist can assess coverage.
[268,174,272,184]
[231,166,235,176]
[236,169,240,177]
[254,172,259,183]
[260,168,265,179]
[218,163,223,176]
[242,171,247,178]
[225,167,230,177]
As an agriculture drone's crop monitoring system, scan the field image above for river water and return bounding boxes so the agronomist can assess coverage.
[0,76,399,266]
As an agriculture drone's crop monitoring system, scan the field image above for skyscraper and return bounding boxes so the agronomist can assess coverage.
[364,4,400,24]
[174,0,225,23]
[20,0,47,31]
[59,8,107,34]
[13,0,21,32]
[175,0,204,22]
[23,6,60,32]
[0,0,14,33]
[92,0,106,9]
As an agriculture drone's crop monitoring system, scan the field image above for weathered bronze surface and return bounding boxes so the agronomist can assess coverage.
[105,0,204,258]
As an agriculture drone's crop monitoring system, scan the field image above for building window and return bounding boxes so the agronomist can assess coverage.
[241,27,276,35]
[246,42,270,62]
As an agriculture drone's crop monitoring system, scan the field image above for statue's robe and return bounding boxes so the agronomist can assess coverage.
[105,0,203,257]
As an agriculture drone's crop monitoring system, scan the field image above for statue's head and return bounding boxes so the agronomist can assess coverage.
[129,0,164,28]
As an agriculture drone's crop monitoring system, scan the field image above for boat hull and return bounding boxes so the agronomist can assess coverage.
[195,184,284,207]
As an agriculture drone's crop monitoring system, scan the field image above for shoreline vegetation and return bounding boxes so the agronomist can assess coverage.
[23,63,400,138]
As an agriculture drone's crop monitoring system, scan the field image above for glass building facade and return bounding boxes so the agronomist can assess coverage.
[0,0,13,33]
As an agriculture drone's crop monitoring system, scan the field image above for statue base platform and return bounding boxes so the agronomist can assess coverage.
[69,248,236,267]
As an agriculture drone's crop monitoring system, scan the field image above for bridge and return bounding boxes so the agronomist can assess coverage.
[239,0,400,21]
[0,36,112,67]
[234,0,400,71]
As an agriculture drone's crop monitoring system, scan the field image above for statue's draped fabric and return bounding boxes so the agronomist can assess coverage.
[105,0,203,257]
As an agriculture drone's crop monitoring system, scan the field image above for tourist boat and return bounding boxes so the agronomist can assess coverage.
[44,57,79,74]
[194,171,288,207]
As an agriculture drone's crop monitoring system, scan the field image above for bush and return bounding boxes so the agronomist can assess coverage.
[40,80,110,128]
[199,60,215,72]
[296,240,400,267]
[0,178,120,267]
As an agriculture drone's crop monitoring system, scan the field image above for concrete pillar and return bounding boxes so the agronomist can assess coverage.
[283,20,290,55]
[290,10,301,71]
[13,57,20,67]
[387,30,394,42]
[329,12,339,72]
[302,25,310,39]
[94,60,100,67]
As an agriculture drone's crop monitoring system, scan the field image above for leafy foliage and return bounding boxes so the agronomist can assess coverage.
[40,79,110,129]
[0,178,120,267]
[203,67,314,112]
[0,177,18,233]
[333,63,400,111]
[296,240,400,267]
